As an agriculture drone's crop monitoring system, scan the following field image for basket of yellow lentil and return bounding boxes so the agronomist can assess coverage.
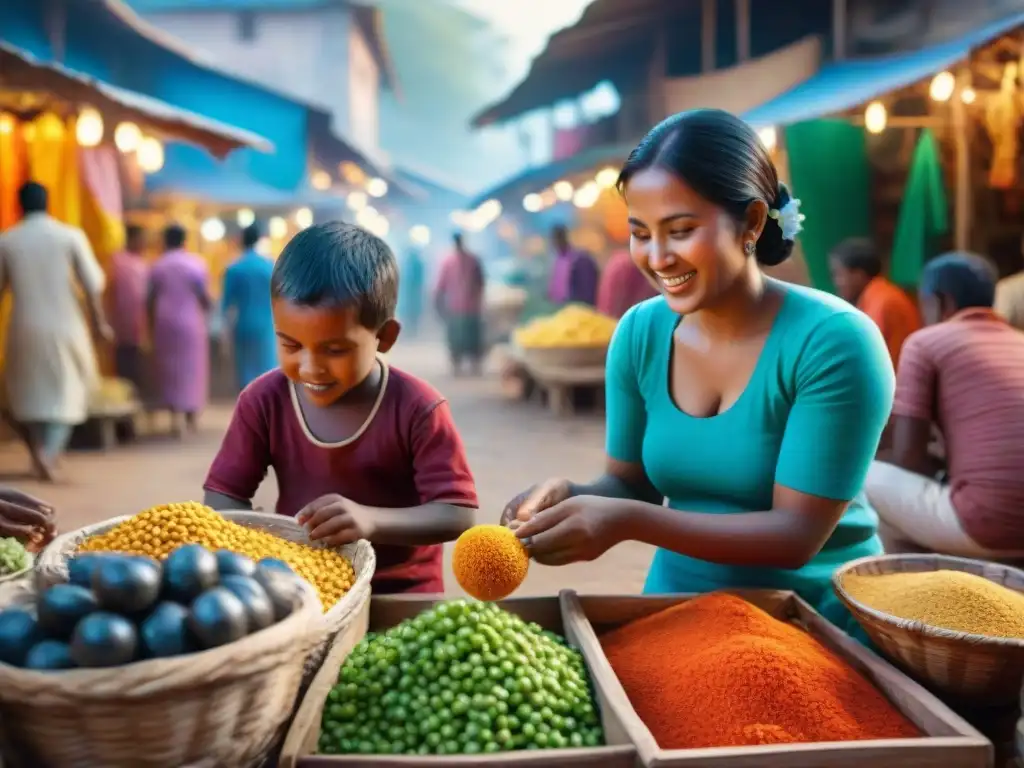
[0,560,324,768]
[834,553,1024,704]
[35,503,376,682]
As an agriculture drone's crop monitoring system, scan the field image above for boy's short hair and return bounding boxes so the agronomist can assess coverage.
[271,221,398,329]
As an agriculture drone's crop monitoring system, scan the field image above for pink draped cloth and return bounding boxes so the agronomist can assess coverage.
[435,250,484,316]
[149,249,210,412]
[109,251,149,346]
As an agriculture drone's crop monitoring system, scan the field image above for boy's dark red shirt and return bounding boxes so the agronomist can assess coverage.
[203,365,478,593]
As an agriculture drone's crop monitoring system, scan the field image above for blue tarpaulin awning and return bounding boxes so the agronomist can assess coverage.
[743,11,1024,128]
[467,141,636,209]
[145,144,346,208]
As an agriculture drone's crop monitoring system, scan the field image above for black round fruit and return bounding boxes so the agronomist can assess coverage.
[163,544,219,603]
[215,550,256,579]
[92,556,161,615]
[70,612,138,668]
[67,553,115,589]
[188,588,248,649]
[257,557,293,574]
[38,584,100,640]
[25,639,76,670]
[253,565,299,621]
[219,575,274,632]
[0,608,42,667]
[140,602,195,659]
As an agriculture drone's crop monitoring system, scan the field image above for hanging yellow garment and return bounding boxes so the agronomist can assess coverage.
[0,115,26,230]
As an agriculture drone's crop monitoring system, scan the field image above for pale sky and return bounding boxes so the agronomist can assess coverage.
[452,0,593,82]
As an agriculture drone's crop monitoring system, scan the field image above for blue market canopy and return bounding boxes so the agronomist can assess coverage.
[743,11,1024,128]
[145,144,345,208]
[467,142,636,210]
[0,41,272,156]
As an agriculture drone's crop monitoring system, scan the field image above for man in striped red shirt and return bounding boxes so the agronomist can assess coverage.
[865,252,1024,558]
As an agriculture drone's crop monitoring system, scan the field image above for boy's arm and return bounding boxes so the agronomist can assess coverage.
[204,490,253,511]
[203,386,272,509]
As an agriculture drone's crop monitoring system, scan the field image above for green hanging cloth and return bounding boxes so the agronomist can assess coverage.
[890,129,949,287]
[785,120,873,292]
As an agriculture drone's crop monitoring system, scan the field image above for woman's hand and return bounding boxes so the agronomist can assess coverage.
[500,478,574,527]
[0,488,56,551]
[513,495,625,565]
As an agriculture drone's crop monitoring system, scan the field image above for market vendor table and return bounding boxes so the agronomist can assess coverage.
[69,400,141,451]
[527,364,606,417]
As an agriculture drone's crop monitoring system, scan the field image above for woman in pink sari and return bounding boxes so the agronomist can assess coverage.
[148,224,212,434]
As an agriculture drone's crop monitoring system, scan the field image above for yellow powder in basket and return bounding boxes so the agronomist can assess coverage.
[844,570,1024,639]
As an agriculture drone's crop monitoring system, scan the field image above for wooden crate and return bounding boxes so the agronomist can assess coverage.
[279,592,637,768]
[567,591,993,768]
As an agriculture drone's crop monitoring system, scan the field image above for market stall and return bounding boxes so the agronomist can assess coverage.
[0,40,273,438]
[744,12,1024,290]
[0,505,1023,765]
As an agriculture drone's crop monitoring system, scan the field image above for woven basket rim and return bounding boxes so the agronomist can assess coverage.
[0,576,323,695]
[833,553,1024,648]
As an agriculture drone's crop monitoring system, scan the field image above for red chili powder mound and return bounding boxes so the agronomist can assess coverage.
[600,593,919,749]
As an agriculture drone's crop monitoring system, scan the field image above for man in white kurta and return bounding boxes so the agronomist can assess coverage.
[0,182,109,478]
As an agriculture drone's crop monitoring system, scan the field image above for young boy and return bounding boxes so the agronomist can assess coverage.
[203,222,478,593]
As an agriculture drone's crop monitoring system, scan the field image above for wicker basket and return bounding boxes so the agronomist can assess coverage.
[519,343,608,370]
[833,554,1024,704]
[0,573,324,767]
[34,511,375,682]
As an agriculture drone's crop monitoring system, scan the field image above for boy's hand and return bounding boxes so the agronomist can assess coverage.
[296,494,374,547]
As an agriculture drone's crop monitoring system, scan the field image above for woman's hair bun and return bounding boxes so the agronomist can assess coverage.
[755,181,795,267]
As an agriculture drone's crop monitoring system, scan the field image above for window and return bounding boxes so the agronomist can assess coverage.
[237,11,257,42]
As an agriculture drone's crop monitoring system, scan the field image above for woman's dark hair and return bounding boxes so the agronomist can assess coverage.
[617,109,794,266]
[919,251,997,311]
[18,182,47,214]
[830,238,882,278]
[271,221,398,329]
[163,224,186,250]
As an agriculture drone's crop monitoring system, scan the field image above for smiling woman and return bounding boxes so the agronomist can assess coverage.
[502,109,896,641]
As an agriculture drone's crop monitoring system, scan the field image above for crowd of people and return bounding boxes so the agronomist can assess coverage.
[0,108,1020,629]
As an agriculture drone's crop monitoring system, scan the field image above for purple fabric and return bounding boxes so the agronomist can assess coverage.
[549,249,599,306]
[548,250,575,303]
[149,249,210,412]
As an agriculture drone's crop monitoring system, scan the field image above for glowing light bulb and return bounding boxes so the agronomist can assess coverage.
[346,190,368,211]
[114,122,142,153]
[960,88,976,105]
[595,167,618,188]
[294,207,313,229]
[137,136,165,173]
[366,177,388,198]
[237,208,255,227]
[553,180,573,201]
[409,225,431,246]
[929,71,955,102]
[75,107,104,147]
[523,193,543,212]
[757,126,778,152]
[864,101,887,135]
[200,217,226,242]
[268,216,288,239]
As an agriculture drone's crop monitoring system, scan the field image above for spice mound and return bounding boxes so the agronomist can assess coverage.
[843,569,1024,639]
[451,524,529,601]
[600,593,918,749]
[78,502,355,611]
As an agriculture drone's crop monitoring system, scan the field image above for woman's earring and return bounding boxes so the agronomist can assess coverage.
[743,241,756,257]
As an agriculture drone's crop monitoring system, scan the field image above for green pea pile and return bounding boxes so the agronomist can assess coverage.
[318,600,605,756]
[0,538,30,577]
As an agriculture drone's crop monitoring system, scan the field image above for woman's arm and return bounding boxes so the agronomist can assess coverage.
[517,311,895,569]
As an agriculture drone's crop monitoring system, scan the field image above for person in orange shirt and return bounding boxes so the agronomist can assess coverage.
[829,238,922,367]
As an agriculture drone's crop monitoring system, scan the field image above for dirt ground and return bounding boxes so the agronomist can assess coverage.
[0,339,654,597]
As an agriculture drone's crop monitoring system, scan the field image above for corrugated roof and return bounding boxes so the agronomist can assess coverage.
[0,41,272,156]
[471,0,697,128]
[743,10,1024,127]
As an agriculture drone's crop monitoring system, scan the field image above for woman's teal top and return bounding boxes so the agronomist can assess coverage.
[605,283,895,636]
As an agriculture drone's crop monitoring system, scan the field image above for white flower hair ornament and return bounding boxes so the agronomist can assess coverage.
[767,198,805,241]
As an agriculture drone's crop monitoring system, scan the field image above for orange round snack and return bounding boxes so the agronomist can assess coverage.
[451,524,529,601]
